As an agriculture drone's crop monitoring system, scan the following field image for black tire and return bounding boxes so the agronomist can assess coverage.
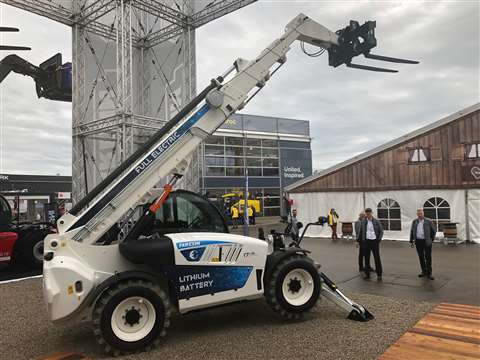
[92,279,171,356]
[17,231,46,269]
[265,255,321,319]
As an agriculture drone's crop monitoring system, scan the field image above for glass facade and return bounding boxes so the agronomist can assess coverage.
[204,136,280,178]
[199,114,312,217]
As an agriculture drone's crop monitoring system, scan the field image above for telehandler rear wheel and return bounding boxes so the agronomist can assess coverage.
[92,279,171,356]
[265,255,320,319]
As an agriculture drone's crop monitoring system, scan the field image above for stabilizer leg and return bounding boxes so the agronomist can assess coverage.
[320,272,374,322]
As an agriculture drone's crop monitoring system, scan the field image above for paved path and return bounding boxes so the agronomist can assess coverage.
[301,237,480,305]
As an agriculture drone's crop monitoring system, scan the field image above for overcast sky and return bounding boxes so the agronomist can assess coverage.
[0,0,478,176]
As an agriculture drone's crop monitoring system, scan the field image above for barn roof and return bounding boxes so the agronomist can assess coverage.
[285,102,480,192]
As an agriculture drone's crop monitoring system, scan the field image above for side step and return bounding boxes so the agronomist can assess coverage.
[320,272,374,322]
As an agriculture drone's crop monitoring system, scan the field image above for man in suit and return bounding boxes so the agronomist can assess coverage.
[355,211,373,272]
[357,208,384,280]
[410,209,436,280]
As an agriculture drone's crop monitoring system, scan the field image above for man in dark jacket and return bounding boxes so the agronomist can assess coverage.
[355,211,373,272]
[357,208,384,280]
[410,209,436,280]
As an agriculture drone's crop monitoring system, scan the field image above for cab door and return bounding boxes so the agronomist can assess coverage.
[149,190,228,235]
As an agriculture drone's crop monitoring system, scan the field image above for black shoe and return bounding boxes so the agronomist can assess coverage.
[418,273,426,278]
[377,275,382,281]
[427,275,435,280]
[363,274,370,279]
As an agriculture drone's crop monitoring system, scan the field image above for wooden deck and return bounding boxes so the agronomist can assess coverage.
[380,302,480,360]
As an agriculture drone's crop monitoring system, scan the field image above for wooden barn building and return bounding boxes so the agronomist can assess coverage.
[285,103,480,243]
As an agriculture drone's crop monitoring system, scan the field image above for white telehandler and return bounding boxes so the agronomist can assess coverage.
[42,13,417,355]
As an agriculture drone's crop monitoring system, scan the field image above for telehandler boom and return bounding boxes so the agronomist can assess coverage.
[42,13,417,355]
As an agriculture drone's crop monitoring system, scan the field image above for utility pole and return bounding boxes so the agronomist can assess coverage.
[243,129,249,236]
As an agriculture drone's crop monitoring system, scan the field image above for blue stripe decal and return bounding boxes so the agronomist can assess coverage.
[69,103,210,231]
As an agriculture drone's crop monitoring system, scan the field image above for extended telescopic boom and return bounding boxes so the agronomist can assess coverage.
[58,14,417,245]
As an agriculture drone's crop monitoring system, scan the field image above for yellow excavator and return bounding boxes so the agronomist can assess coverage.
[222,192,261,218]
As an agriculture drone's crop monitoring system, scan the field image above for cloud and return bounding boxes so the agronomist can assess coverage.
[0,4,71,175]
[0,1,478,177]
[197,1,479,170]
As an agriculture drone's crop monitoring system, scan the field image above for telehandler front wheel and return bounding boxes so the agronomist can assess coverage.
[265,255,321,319]
[92,279,171,356]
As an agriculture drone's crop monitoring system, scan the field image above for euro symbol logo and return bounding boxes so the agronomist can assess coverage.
[189,250,198,260]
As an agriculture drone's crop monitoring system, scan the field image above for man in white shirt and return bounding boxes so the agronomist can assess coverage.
[410,209,436,280]
[357,208,384,280]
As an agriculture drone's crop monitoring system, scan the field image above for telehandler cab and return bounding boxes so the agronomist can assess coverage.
[42,13,417,355]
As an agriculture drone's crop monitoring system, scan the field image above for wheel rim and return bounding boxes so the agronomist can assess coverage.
[32,240,44,262]
[111,296,157,342]
[282,269,315,306]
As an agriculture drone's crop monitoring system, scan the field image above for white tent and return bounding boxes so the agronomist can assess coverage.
[290,188,480,243]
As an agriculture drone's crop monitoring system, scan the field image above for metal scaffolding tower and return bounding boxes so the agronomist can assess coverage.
[0,0,256,201]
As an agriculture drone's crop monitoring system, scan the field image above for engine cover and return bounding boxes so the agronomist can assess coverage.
[165,232,267,313]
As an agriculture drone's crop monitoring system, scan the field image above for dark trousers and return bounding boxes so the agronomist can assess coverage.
[358,243,372,271]
[363,240,382,276]
[330,223,338,239]
[415,239,432,275]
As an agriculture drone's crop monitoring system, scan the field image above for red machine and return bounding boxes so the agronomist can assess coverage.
[0,194,54,268]
[0,232,17,263]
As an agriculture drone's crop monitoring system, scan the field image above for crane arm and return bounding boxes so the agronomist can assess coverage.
[0,53,72,102]
[58,13,417,245]
[0,54,41,83]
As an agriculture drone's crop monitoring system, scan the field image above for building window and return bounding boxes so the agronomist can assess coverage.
[409,147,430,163]
[205,157,225,166]
[377,198,401,231]
[203,135,281,180]
[246,138,261,147]
[246,147,261,157]
[225,157,244,167]
[466,143,480,159]
[247,168,262,176]
[206,167,225,176]
[225,137,243,146]
[423,197,451,231]
[205,145,224,156]
[262,148,278,158]
[263,168,279,177]
[246,158,261,167]
[226,167,244,176]
[262,139,278,148]
[205,136,224,145]
[225,147,243,157]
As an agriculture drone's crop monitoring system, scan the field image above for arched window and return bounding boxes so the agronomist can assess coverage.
[377,198,401,231]
[423,197,451,231]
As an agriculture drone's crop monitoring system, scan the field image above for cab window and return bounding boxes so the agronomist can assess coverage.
[0,196,12,229]
[150,191,228,235]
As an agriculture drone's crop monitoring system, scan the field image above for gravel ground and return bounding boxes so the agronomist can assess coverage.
[0,278,434,360]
